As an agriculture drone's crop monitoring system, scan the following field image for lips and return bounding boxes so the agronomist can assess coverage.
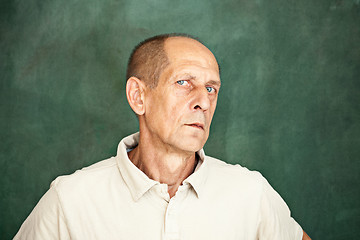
[185,123,204,130]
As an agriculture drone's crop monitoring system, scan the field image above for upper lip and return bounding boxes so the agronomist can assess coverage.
[185,122,204,130]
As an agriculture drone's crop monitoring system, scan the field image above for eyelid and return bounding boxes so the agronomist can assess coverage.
[177,79,191,86]
[206,85,218,94]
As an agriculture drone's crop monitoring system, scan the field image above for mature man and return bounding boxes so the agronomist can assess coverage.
[15,34,311,239]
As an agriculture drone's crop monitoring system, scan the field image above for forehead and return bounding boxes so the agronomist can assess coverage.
[164,37,220,75]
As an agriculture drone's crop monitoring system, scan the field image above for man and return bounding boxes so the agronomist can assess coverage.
[15,34,311,239]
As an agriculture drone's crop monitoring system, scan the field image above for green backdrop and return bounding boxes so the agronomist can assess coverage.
[1,0,360,239]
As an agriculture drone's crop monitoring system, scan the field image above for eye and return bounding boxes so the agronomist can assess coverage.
[206,86,215,93]
[176,80,189,86]
[177,80,185,85]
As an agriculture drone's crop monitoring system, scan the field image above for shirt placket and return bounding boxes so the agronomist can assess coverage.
[163,184,189,240]
[164,199,180,240]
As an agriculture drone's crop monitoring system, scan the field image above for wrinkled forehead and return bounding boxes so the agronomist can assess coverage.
[164,37,220,73]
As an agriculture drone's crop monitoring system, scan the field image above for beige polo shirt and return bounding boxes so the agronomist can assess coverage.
[14,133,303,240]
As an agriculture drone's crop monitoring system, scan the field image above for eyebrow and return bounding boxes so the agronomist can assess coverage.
[178,73,221,86]
[179,74,196,80]
[206,79,221,87]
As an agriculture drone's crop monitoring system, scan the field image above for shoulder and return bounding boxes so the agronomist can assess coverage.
[203,155,268,197]
[197,156,273,216]
[205,155,265,184]
[50,157,120,193]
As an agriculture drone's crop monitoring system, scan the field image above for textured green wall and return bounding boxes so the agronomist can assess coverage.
[1,0,360,239]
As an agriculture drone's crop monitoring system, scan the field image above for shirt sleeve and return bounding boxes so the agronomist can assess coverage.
[13,186,71,240]
[258,177,303,240]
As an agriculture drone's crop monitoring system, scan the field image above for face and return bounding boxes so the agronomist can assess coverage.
[141,37,221,153]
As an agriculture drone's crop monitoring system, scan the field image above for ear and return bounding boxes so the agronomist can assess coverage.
[126,77,146,115]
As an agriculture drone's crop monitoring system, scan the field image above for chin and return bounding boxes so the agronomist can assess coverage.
[176,137,207,153]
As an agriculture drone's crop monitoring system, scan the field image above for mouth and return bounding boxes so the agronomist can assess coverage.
[185,123,204,130]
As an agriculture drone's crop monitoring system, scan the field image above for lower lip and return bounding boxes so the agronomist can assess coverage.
[186,124,204,130]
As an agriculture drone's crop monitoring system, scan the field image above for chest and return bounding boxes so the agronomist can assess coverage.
[63,186,262,240]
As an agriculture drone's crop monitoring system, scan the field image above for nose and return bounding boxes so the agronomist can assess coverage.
[191,87,211,111]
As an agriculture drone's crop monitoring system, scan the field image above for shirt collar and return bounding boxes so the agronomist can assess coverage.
[183,148,208,199]
[116,133,158,201]
[116,132,208,201]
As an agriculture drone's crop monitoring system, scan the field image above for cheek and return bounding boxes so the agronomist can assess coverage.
[167,97,184,122]
[150,94,181,124]
[145,94,165,123]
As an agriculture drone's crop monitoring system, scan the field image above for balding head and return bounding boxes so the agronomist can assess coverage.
[163,37,219,77]
[126,34,217,88]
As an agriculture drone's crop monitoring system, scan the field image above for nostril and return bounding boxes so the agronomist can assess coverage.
[194,105,201,109]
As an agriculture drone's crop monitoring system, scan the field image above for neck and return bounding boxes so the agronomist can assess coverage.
[127,133,198,198]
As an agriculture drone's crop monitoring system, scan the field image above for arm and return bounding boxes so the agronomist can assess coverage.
[13,187,70,240]
[302,230,311,240]
[257,175,310,239]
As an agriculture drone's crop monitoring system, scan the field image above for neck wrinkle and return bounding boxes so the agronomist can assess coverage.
[127,135,197,198]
